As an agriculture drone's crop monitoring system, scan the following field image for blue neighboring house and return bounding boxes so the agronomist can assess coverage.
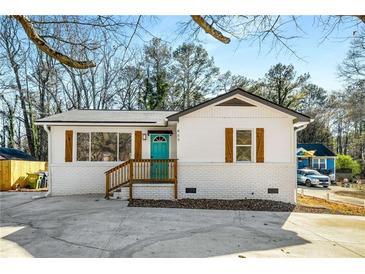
[297,143,336,176]
[0,147,36,160]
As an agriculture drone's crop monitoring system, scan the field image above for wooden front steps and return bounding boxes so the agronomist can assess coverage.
[105,159,178,201]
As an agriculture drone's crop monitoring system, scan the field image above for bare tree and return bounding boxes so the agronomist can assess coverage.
[0,93,18,148]
[0,17,36,155]
[10,15,143,69]
[171,43,219,109]
[339,29,365,84]
[184,15,365,58]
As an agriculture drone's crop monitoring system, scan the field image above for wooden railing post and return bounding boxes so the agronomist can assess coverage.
[105,173,110,199]
[129,159,134,202]
[174,159,178,200]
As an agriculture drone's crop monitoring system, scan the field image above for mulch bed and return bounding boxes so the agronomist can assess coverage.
[129,198,297,212]
[129,197,365,216]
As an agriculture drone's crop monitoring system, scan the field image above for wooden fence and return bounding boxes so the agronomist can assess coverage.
[0,160,48,190]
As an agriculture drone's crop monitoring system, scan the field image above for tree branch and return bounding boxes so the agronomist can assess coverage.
[191,15,231,44]
[355,15,365,23]
[12,15,96,69]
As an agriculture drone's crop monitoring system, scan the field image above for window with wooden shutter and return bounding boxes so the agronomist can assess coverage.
[225,128,233,163]
[256,128,264,163]
[134,130,142,160]
[236,130,253,162]
[65,130,73,162]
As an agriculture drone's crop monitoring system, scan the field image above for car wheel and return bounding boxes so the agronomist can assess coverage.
[323,186,329,188]
[305,179,312,187]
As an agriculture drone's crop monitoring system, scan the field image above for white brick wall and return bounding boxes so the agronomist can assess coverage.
[114,184,174,200]
[51,164,113,195]
[178,163,296,203]
[51,163,296,203]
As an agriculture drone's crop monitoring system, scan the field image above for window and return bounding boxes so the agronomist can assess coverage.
[236,130,252,162]
[91,132,117,161]
[77,133,90,161]
[153,136,167,142]
[312,158,326,169]
[76,132,131,162]
[119,133,131,161]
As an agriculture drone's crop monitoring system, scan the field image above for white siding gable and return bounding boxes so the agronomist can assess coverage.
[177,94,295,163]
[184,94,293,119]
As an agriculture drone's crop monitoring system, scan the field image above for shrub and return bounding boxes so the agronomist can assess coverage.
[336,154,361,175]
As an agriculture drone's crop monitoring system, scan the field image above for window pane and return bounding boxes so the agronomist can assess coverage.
[237,146,251,161]
[77,133,90,161]
[320,159,326,169]
[119,133,131,161]
[236,130,251,145]
[91,132,117,161]
[312,159,319,169]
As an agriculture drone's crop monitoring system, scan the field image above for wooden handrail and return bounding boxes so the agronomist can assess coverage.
[105,158,178,200]
[105,160,130,175]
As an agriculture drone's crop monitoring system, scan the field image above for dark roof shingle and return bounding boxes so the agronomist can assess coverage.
[0,147,36,160]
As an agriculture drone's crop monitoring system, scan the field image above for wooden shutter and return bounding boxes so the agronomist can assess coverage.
[134,130,142,160]
[225,128,233,163]
[65,130,73,162]
[256,128,264,163]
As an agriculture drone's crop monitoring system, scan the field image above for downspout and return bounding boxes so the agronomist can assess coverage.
[33,124,52,199]
[293,122,310,204]
[43,124,52,197]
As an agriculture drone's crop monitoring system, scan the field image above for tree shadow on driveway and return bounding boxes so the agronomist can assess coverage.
[1,192,310,258]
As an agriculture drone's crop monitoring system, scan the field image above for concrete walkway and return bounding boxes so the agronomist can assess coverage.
[1,192,364,258]
[297,185,365,207]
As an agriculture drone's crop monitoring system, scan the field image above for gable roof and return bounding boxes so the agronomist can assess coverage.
[36,110,177,125]
[297,143,336,157]
[216,97,256,107]
[0,147,36,160]
[167,88,311,122]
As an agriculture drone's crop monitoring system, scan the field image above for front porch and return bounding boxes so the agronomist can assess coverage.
[105,159,178,200]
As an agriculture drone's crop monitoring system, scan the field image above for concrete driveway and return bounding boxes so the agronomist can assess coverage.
[297,185,365,207]
[1,192,364,258]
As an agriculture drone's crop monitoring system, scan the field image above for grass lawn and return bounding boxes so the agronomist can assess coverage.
[297,195,365,216]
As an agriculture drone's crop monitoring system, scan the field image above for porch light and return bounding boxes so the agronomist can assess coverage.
[142,133,147,140]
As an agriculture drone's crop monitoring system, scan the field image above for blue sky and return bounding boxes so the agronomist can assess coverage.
[142,16,356,92]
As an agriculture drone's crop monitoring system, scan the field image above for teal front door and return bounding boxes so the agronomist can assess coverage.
[150,134,169,180]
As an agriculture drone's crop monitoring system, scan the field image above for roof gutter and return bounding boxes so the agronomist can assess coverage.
[34,122,167,127]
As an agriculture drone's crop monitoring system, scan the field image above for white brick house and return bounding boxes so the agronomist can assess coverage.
[36,88,311,203]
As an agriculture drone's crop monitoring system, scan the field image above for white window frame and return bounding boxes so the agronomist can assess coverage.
[312,158,326,169]
[74,129,133,163]
[234,128,255,163]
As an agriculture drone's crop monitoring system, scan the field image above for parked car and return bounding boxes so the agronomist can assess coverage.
[297,169,330,187]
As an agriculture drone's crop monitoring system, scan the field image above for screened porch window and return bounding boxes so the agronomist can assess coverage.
[236,130,252,162]
[76,132,131,162]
